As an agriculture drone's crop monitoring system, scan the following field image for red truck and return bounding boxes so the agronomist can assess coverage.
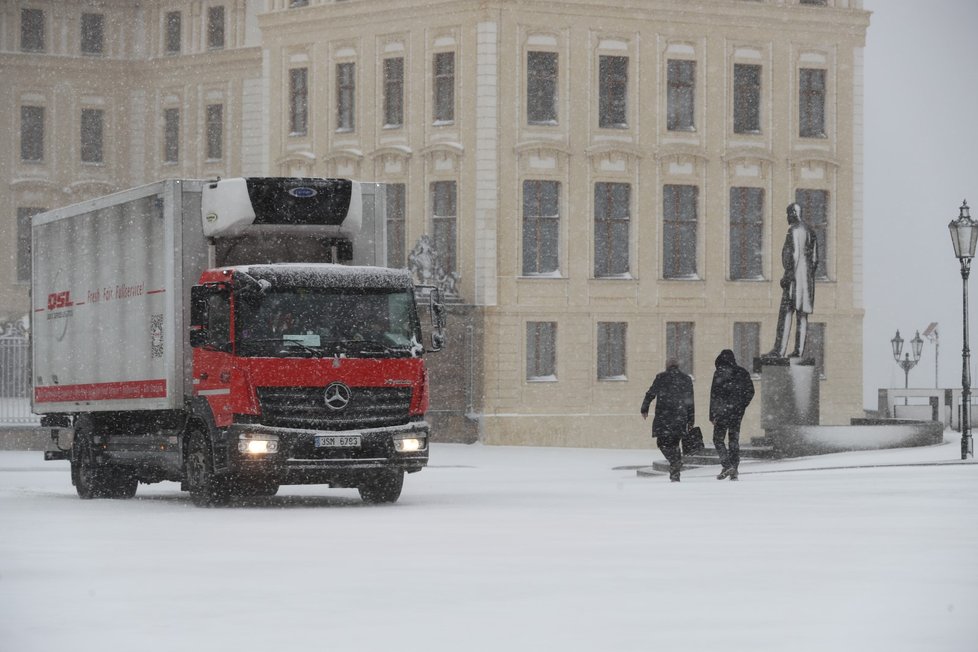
[36,178,444,505]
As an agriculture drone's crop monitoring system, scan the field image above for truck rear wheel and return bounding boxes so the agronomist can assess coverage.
[357,469,404,504]
[72,434,137,499]
[186,431,230,507]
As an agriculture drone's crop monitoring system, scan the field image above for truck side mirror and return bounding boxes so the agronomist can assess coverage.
[190,283,229,349]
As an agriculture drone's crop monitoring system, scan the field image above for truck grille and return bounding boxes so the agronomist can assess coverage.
[256,386,413,431]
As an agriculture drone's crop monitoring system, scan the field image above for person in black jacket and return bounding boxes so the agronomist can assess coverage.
[641,359,695,482]
[709,349,755,480]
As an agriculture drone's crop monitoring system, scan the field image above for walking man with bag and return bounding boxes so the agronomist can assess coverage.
[709,349,755,480]
[641,359,695,482]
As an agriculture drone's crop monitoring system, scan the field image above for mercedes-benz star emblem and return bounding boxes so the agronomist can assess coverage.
[324,382,352,411]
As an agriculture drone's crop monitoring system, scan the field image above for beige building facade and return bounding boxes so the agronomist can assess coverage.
[1,0,870,447]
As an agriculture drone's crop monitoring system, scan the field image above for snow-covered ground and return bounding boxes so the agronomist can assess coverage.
[1,435,976,652]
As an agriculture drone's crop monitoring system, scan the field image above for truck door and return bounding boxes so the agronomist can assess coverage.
[190,285,235,427]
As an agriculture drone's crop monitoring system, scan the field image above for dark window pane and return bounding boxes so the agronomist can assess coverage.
[808,322,826,377]
[207,6,225,49]
[337,62,355,131]
[527,321,557,379]
[384,58,404,127]
[800,68,825,137]
[666,322,694,376]
[594,182,630,277]
[599,56,628,128]
[206,104,223,159]
[17,208,45,283]
[667,60,695,131]
[597,322,627,379]
[527,51,558,124]
[165,12,182,54]
[733,322,760,373]
[734,64,761,133]
[290,67,308,135]
[21,8,45,52]
[81,108,104,163]
[81,13,104,55]
[431,181,457,272]
[663,184,698,278]
[21,106,44,162]
[163,108,180,163]
[434,52,455,123]
[729,186,764,279]
[522,180,560,275]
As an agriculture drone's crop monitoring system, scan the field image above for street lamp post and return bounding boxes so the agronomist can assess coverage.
[948,199,976,460]
[890,329,924,403]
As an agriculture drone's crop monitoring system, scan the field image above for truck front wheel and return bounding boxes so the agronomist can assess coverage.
[357,469,404,504]
[186,431,230,507]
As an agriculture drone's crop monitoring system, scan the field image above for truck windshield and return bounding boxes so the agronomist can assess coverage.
[235,287,421,358]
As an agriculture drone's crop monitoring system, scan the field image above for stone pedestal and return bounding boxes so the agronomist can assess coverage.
[755,356,819,431]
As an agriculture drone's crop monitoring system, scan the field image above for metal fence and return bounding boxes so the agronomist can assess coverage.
[0,321,38,426]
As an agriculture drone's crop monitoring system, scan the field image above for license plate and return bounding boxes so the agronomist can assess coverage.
[314,434,361,448]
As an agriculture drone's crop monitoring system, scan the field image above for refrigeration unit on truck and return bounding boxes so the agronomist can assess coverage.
[35,177,445,505]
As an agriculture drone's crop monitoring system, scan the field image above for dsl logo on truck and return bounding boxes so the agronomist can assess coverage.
[324,382,352,411]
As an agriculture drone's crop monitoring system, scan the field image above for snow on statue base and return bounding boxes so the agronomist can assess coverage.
[755,356,820,432]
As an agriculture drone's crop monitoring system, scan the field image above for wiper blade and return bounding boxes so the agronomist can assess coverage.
[240,338,322,355]
[323,339,402,356]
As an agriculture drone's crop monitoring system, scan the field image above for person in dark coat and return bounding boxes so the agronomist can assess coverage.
[641,359,695,482]
[709,349,755,480]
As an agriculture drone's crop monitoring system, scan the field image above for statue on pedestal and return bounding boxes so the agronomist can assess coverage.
[769,202,819,358]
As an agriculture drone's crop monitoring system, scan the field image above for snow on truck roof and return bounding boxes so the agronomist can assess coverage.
[224,264,415,290]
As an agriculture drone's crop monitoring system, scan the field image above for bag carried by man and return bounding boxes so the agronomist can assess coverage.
[682,425,705,456]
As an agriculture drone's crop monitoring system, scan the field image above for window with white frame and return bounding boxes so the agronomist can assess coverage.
[522,180,560,276]
[205,104,223,160]
[667,59,695,131]
[799,68,826,138]
[383,57,404,127]
[599,55,628,128]
[20,106,44,162]
[289,67,308,136]
[527,321,557,380]
[336,62,355,131]
[733,63,761,134]
[594,182,630,278]
[666,322,695,376]
[663,184,698,279]
[597,322,627,380]
[430,181,457,273]
[729,186,764,280]
[80,108,104,164]
[527,51,557,125]
[433,52,455,123]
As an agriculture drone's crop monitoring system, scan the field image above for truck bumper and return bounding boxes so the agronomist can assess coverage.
[224,420,429,485]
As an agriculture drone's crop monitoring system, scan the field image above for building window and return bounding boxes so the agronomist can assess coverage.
[80,109,104,164]
[165,11,182,54]
[729,186,764,280]
[21,8,44,52]
[594,182,630,278]
[663,184,698,279]
[433,52,455,123]
[598,55,628,128]
[290,0,310,6]
[733,322,760,374]
[386,183,406,267]
[795,189,829,280]
[667,59,695,131]
[206,104,223,160]
[597,322,627,380]
[733,63,761,134]
[17,208,45,283]
[81,13,104,55]
[383,57,404,127]
[20,106,44,162]
[289,67,308,136]
[800,0,828,5]
[799,68,826,137]
[808,322,826,377]
[526,321,557,380]
[527,51,557,125]
[207,5,225,50]
[666,322,695,376]
[522,180,560,276]
[163,108,180,163]
[431,181,457,273]
[336,62,355,132]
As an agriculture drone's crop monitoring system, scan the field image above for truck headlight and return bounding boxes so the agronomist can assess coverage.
[238,433,279,455]
[393,434,426,453]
